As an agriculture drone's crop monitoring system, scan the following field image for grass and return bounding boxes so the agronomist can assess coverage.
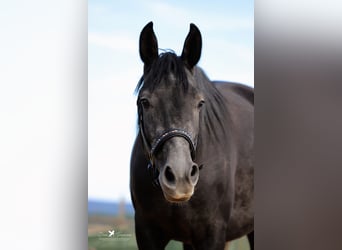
[88,215,250,250]
[88,235,183,250]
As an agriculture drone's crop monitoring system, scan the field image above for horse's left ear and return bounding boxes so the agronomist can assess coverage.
[181,23,202,69]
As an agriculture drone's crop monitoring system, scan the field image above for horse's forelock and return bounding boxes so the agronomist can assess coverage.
[135,52,189,94]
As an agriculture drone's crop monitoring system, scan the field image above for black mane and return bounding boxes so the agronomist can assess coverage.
[194,67,230,146]
[135,52,189,93]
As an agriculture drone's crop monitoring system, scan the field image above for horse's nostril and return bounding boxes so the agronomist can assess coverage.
[164,166,175,184]
[191,165,198,177]
[189,164,199,185]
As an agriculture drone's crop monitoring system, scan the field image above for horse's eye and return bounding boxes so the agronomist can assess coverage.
[198,100,205,109]
[139,98,150,109]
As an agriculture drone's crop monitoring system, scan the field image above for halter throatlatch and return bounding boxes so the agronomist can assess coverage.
[138,107,197,186]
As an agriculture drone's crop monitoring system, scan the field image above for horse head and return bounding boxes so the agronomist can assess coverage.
[137,22,204,203]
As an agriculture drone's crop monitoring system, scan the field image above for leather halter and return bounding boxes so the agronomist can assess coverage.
[138,106,197,185]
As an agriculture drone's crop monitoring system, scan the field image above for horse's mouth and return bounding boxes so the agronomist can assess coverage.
[163,192,193,203]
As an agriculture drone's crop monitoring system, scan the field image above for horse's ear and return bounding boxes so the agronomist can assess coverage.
[181,23,202,69]
[139,22,158,66]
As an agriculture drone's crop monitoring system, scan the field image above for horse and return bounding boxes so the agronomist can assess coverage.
[130,22,254,250]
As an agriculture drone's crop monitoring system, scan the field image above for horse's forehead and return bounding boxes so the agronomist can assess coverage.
[168,70,196,87]
[168,72,177,82]
[161,71,197,94]
[140,70,198,99]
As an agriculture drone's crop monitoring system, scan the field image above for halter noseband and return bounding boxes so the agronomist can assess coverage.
[138,107,197,186]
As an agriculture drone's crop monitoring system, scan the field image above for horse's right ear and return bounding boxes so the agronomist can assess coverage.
[139,22,158,66]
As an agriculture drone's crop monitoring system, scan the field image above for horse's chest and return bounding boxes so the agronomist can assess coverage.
[155,207,198,241]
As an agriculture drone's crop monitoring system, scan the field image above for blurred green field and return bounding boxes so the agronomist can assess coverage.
[88,215,249,250]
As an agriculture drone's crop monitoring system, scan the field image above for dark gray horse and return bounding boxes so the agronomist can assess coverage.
[130,22,254,250]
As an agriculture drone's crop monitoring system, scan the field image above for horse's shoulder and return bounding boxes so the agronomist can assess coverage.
[213,81,254,105]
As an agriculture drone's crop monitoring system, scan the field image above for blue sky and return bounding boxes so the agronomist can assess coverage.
[88,0,254,202]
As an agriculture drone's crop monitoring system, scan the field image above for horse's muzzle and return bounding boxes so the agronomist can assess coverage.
[159,161,199,203]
